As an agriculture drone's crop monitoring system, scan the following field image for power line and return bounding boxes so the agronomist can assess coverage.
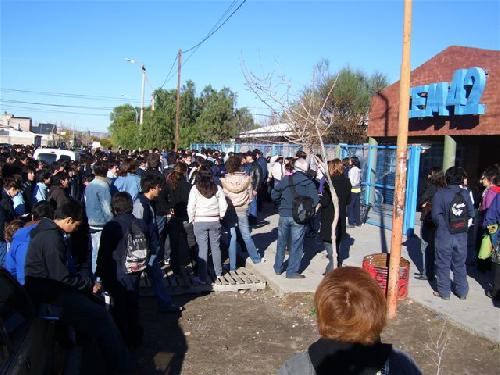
[0,99,115,110]
[158,54,179,89]
[0,104,109,117]
[182,0,246,55]
[158,0,247,88]
[1,88,140,102]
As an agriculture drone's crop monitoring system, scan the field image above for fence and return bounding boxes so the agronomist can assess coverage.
[190,142,422,234]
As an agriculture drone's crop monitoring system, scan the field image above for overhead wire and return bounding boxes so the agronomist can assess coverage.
[1,88,140,102]
[158,0,246,88]
[0,99,115,110]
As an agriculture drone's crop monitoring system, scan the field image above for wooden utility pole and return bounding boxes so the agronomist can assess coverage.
[387,0,413,319]
[174,49,182,152]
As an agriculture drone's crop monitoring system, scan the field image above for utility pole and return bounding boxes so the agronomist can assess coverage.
[140,65,146,125]
[387,0,412,319]
[175,49,182,152]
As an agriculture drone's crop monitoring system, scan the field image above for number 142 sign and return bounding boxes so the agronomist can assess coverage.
[409,67,487,118]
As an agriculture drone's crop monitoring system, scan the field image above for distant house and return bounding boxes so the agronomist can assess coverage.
[1,112,32,132]
[32,123,57,135]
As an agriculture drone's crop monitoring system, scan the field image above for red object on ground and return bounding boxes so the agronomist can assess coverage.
[362,253,410,299]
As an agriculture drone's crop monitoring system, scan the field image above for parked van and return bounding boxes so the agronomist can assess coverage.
[33,148,79,164]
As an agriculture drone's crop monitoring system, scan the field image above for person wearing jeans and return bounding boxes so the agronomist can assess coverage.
[221,156,263,271]
[84,163,113,275]
[133,174,182,312]
[347,157,361,227]
[271,158,319,279]
[188,165,228,284]
[274,216,306,277]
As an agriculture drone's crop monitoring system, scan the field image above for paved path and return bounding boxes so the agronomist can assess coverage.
[246,206,500,343]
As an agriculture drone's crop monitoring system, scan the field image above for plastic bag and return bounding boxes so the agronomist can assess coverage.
[478,234,492,260]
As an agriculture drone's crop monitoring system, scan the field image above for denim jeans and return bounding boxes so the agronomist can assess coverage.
[228,211,261,270]
[145,257,172,307]
[274,216,305,276]
[248,198,258,219]
[0,241,7,267]
[90,231,102,275]
[348,192,361,226]
[193,221,222,282]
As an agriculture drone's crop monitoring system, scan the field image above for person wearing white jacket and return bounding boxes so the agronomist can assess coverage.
[187,165,228,284]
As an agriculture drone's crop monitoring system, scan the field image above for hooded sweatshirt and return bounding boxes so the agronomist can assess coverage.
[25,218,92,297]
[220,172,253,213]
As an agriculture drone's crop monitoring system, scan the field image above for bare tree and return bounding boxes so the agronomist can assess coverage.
[243,63,341,263]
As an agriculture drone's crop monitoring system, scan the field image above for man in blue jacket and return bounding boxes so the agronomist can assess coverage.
[271,158,319,278]
[85,163,113,275]
[431,167,474,300]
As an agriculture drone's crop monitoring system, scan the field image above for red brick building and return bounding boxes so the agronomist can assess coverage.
[368,46,499,184]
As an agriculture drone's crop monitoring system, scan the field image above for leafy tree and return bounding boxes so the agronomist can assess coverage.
[108,104,139,149]
[109,81,254,149]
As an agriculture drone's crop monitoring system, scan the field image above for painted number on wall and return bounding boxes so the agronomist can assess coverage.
[409,67,486,118]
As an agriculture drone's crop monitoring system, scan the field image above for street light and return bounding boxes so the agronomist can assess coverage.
[124,57,146,125]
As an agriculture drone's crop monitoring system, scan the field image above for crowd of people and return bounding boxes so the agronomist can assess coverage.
[417,163,500,301]
[0,142,498,373]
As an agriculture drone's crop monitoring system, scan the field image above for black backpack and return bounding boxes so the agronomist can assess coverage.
[288,176,315,225]
[448,191,469,234]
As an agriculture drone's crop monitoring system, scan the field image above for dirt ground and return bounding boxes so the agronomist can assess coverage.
[133,290,499,375]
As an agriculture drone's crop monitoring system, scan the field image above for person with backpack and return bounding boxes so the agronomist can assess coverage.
[133,173,183,313]
[431,167,474,300]
[271,158,319,279]
[415,167,446,281]
[96,192,149,348]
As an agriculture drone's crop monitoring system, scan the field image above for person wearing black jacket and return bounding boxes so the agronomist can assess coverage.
[165,162,194,274]
[244,151,262,224]
[133,174,182,313]
[24,198,132,374]
[96,192,149,348]
[415,167,446,281]
[318,159,351,273]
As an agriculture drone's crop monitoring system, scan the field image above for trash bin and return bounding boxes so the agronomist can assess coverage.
[362,253,410,299]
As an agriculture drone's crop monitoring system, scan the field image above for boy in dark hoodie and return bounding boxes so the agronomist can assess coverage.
[25,198,131,374]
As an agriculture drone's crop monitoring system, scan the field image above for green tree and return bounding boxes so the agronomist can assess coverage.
[108,104,139,149]
[109,81,254,149]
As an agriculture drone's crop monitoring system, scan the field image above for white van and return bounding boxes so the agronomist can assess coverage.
[33,148,79,164]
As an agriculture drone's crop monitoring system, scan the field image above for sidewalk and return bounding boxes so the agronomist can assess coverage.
[246,206,500,343]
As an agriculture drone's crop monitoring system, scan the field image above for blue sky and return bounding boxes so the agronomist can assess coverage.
[1,0,498,132]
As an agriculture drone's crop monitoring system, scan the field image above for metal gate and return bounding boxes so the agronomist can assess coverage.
[340,144,421,234]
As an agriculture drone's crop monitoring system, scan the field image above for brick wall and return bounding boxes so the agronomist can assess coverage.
[368,46,500,137]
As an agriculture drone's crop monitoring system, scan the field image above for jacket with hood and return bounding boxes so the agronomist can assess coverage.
[25,218,92,298]
[278,338,421,375]
[96,213,151,287]
[220,172,253,213]
[271,171,320,218]
[5,223,37,285]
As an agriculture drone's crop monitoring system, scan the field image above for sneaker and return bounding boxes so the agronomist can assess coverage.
[433,291,450,300]
[286,273,306,279]
[159,303,184,313]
